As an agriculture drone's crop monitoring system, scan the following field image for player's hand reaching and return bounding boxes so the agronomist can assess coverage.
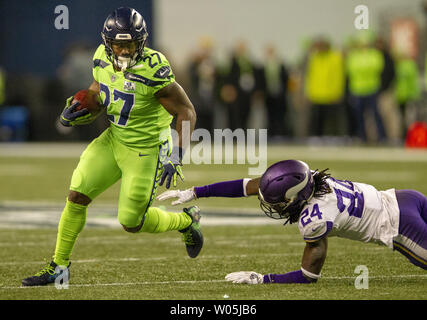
[225,271,264,284]
[160,146,185,189]
[156,188,196,205]
[60,96,92,127]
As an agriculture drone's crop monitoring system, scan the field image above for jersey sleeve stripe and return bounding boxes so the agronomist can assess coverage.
[124,72,169,87]
[93,59,110,69]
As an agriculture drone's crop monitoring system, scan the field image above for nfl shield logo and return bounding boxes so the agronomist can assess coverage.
[124,80,136,91]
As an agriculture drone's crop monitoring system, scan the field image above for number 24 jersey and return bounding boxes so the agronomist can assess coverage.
[298,177,400,248]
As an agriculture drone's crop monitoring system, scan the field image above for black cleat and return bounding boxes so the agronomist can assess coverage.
[22,261,70,287]
[179,206,203,258]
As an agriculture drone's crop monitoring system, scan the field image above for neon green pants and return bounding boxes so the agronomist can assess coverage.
[70,128,169,228]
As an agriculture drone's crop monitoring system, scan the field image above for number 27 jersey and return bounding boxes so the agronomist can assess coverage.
[92,44,174,149]
[298,177,400,248]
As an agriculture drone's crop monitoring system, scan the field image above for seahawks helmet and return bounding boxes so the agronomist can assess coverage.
[258,160,315,222]
[101,7,148,71]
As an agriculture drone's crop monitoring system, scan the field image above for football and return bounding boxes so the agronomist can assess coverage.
[72,89,103,115]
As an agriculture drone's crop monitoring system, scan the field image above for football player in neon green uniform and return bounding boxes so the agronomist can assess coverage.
[22,7,202,286]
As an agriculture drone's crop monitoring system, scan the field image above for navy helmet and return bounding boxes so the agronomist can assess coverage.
[101,7,148,70]
[258,160,315,221]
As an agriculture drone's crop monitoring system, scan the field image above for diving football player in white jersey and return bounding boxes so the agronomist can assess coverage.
[157,160,427,284]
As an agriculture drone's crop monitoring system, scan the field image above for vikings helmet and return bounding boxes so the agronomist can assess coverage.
[101,7,148,71]
[258,160,315,221]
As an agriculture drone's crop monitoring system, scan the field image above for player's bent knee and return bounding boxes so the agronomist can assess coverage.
[121,223,143,233]
[68,190,92,206]
[119,214,144,233]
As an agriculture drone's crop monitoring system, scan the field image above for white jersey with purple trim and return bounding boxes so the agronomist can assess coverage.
[297,177,400,248]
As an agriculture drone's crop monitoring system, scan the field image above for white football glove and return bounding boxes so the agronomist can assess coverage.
[225,271,264,284]
[156,188,196,205]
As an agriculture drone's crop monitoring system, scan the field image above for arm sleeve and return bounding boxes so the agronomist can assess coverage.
[194,179,249,198]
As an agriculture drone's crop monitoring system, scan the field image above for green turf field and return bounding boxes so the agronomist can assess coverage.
[0,226,426,300]
[0,143,426,300]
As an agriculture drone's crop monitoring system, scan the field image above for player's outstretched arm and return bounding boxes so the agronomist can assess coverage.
[225,238,327,285]
[156,178,261,205]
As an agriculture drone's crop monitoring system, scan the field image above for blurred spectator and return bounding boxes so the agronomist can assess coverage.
[395,52,420,138]
[375,37,399,143]
[304,37,346,137]
[376,37,396,93]
[57,42,94,94]
[225,40,259,130]
[215,52,237,129]
[260,44,290,137]
[0,67,5,106]
[346,31,387,143]
[187,37,216,133]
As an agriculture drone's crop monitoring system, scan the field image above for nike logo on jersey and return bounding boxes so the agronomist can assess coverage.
[139,153,149,157]
[312,225,323,232]
[154,66,171,79]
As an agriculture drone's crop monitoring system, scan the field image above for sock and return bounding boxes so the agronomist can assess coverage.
[53,199,87,266]
[139,207,192,233]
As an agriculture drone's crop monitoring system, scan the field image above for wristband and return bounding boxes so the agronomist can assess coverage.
[262,270,312,284]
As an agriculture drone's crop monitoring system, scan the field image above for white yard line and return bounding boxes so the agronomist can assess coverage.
[0,203,276,229]
[1,274,426,290]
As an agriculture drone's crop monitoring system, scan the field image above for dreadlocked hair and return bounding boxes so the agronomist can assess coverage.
[312,168,332,198]
[283,168,332,226]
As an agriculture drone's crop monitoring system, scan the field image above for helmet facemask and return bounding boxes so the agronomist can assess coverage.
[102,35,146,71]
[258,191,295,220]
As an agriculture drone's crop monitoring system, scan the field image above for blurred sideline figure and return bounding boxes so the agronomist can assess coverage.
[187,37,216,134]
[304,37,346,137]
[261,44,290,138]
[0,67,5,106]
[346,31,387,143]
[375,37,399,143]
[228,40,259,130]
[22,7,202,287]
[158,159,427,284]
[394,51,420,139]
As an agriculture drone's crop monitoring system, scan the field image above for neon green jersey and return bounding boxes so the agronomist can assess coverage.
[92,44,174,148]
